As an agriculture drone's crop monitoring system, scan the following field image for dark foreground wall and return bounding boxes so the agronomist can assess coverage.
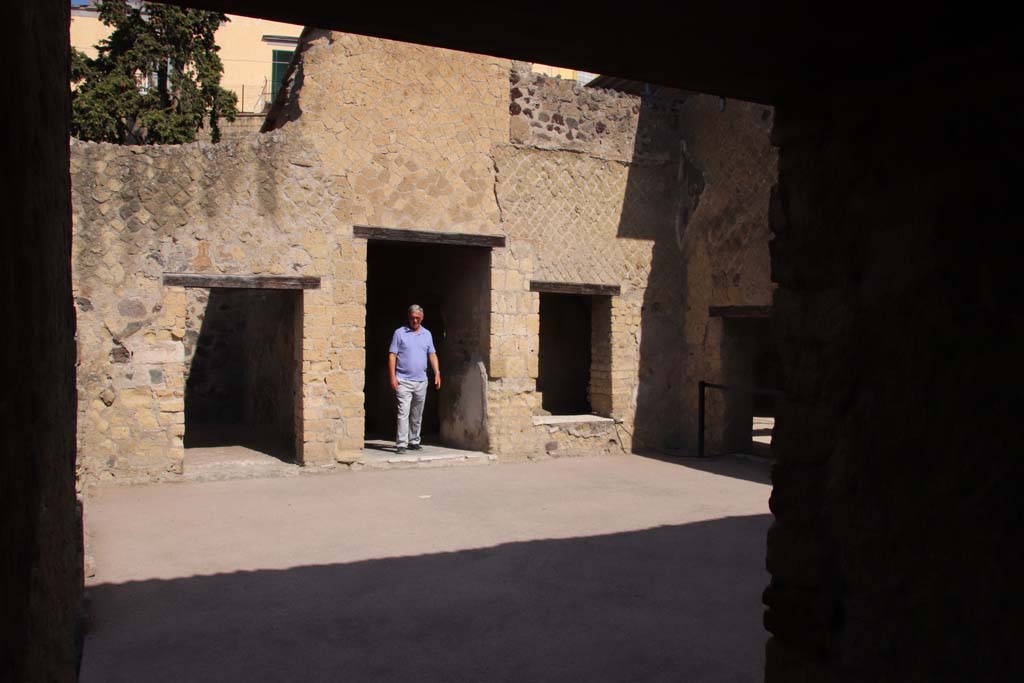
[765,62,1023,681]
[0,3,80,681]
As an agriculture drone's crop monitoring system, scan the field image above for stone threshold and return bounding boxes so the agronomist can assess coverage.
[350,451,496,470]
[532,414,616,426]
[183,440,497,482]
[350,440,497,471]
[183,446,302,483]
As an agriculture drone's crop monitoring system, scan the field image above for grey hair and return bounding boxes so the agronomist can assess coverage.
[408,304,424,315]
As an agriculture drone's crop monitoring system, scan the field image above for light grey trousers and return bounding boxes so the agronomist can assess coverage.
[395,378,428,447]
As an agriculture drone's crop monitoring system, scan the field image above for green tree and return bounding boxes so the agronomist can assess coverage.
[71,1,237,144]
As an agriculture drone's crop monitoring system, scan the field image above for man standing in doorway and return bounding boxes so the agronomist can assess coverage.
[389,305,441,453]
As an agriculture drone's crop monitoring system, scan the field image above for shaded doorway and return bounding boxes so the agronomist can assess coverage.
[184,288,299,461]
[750,335,782,456]
[538,293,592,414]
[719,315,781,456]
[364,241,491,450]
[535,291,614,417]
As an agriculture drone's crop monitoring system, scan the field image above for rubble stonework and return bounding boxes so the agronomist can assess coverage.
[71,30,776,483]
[508,64,682,162]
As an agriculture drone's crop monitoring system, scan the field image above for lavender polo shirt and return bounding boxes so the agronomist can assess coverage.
[389,326,436,381]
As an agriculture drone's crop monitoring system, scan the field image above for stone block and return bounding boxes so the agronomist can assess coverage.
[158,398,184,413]
[302,442,331,465]
[339,348,365,369]
[128,341,184,365]
[333,304,366,326]
[134,409,160,431]
[335,448,362,464]
[118,388,152,409]
[325,371,357,393]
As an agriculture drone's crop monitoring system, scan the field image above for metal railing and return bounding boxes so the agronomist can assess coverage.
[224,79,271,114]
[697,380,783,458]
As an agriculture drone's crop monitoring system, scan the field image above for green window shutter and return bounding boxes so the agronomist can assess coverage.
[271,50,294,102]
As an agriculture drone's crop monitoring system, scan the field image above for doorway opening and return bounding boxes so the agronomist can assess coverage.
[720,315,781,456]
[183,288,300,462]
[364,240,491,450]
[537,292,613,417]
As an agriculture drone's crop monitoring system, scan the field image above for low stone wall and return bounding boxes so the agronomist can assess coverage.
[532,416,623,459]
[196,113,268,143]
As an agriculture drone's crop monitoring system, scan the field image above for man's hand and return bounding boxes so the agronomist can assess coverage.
[388,352,399,392]
[429,353,441,390]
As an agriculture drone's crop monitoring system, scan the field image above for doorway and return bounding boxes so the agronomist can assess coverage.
[183,288,300,461]
[721,316,781,456]
[364,241,491,449]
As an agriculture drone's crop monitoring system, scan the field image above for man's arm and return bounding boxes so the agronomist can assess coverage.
[429,352,441,389]
[388,352,399,392]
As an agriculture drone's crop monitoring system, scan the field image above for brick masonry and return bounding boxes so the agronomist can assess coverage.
[71,30,776,483]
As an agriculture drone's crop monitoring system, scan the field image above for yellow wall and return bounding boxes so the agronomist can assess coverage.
[69,10,595,112]
[215,15,302,112]
[531,64,577,80]
[70,9,303,112]
[531,65,599,85]
[70,9,112,59]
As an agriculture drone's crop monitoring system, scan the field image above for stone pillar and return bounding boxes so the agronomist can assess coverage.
[156,285,187,472]
[609,295,640,449]
[487,240,539,457]
[765,64,1023,680]
[589,296,614,417]
[328,235,368,464]
[3,3,81,680]
[299,286,336,467]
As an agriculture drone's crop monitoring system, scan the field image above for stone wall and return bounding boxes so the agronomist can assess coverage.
[534,417,623,459]
[492,129,679,452]
[509,64,681,162]
[2,3,80,681]
[498,73,776,453]
[671,95,777,454]
[196,112,268,142]
[266,29,508,232]
[72,132,344,481]
[71,32,510,481]
[71,31,776,481]
[764,68,1023,681]
[495,68,688,454]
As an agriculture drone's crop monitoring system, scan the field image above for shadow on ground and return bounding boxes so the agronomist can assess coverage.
[184,423,295,462]
[635,450,772,486]
[82,515,770,682]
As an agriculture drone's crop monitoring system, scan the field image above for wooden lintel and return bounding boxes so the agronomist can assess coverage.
[529,281,621,296]
[708,305,772,318]
[353,225,506,248]
[162,273,321,290]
